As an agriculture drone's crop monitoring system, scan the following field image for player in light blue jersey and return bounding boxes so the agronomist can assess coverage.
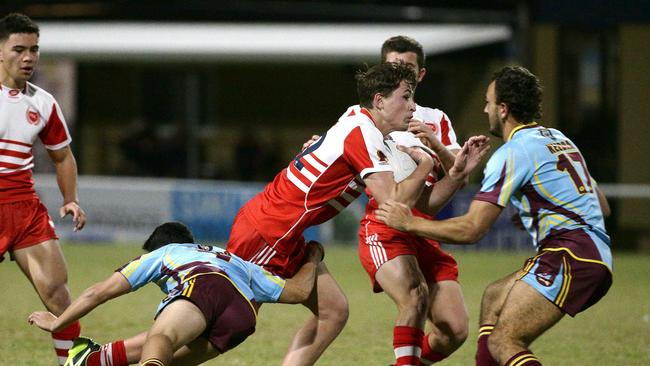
[28,222,323,366]
[376,66,612,366]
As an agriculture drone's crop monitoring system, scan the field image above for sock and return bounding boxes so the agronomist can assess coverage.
[504,350,542,366]
[393,326,424,366]
[419,334,448,365]
[52,320,80,366]
[87,340,128,366]
[139,359,165,366]
[476,324,497,366]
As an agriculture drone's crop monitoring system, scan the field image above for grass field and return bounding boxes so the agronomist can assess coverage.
[1,243,648,365]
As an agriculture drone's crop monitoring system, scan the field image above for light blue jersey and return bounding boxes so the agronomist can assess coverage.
[475,123,611,268]
[117,244,286,314]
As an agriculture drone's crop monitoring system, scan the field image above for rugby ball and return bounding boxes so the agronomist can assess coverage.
[384,139,417,183]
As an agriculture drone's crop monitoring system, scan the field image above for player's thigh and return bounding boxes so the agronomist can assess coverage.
[13,238,68,286]
[303,261,348,315]
[150,299,208,350]
[376,255,427,305]
[479,270,520,321]
[172,336,221,366]
[494,280,564,345]
[428,280,468,331]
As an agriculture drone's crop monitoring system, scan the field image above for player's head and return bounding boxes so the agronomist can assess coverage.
[484,66,543,137]
[356,62,417,108]
[0,13,40,86]
[356,62,417,133]
[381,35,426,82]
[143,222,195,252]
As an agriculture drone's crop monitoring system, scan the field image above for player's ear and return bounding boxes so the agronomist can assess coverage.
[372,92,384,110]
[417,67,426,83]
[498,102,509,120]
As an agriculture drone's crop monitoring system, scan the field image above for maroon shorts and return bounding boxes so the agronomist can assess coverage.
[359,220,459,293]
[226,209,307,278]
[520,248,612,316]
[0,199,57,259]
[160,266,257,353]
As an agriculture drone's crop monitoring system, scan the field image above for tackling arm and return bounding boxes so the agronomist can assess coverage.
[28,272,132,333]
[278,241,324,304]
[376,199,503,244]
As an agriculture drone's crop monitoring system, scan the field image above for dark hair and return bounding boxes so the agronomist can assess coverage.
[492,66,543,123]
[356,62,417,108]
[0,13,39,41]
[381,35,425,69]
[142,222,195,252]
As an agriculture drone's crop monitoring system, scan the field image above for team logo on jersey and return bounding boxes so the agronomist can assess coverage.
[26,108,40,125]
[535,272,555,287]
[377,149,388,162]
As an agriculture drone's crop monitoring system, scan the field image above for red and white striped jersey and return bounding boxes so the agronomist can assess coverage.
[242,105,392,248]
[365,105,461,221]
[413,105,460,151]
[0,82,71,203]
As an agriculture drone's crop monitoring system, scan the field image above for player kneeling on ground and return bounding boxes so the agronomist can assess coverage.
[28,222,324,366]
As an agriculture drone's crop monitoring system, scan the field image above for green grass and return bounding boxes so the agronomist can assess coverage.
[2,244,648,365]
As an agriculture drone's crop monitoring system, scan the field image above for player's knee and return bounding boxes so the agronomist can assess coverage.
[398,282,429,318]
[36,280,71,313]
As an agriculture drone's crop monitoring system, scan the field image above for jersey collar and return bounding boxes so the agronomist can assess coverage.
[507,122,538,142]
[360,108,377,127]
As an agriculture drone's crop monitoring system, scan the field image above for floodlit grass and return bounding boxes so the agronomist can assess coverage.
[2,243,648,365]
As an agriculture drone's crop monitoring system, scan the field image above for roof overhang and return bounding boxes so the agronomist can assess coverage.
[39,22,512,63]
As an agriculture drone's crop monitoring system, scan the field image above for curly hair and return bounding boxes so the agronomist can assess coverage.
[356,62,417,108]
[492,66,543,123]
[0,13,39,41]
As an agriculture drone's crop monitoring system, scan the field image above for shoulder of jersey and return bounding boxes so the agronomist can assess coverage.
[414,105,445,122]
[26,82,56,102]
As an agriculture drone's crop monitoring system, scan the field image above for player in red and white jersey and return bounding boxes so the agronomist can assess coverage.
[0,13,85,365]
[358,36,472,366]
[227,62,436,366]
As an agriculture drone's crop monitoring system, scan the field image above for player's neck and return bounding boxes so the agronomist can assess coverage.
[0,75,27,90]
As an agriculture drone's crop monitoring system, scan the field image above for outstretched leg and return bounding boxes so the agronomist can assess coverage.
[422,280,468,364]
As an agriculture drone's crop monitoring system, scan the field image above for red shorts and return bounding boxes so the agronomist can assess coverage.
[0,199,57,259]
[226,209,307,278]
[359,220,458,292]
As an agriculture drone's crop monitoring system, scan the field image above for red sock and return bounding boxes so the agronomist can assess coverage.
[420,334,448,365]
[87,340,128,366]
[504,350,542,366]
[52,320,81,365]
[476,324,497,366]
[393,326,424,366]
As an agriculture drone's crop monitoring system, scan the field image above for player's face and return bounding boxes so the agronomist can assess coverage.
[0,33,40,89]
[381,80,416,133]
[384,51,425,82]
[484,81,503,138]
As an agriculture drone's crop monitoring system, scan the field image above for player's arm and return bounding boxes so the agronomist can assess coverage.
[408,119,458,172]
[376,199,502,244]
[364,145,434,206]
[416,136,490,215]
[47,146,86,231]
[595,185,611,218]
[278,241,324,304]
[28,272,131,333]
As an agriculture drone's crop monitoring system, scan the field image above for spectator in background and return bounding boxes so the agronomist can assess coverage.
[0,12,86,365]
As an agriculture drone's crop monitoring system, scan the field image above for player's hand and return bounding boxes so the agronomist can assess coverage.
[27,311,57,332]
[302,135,321,151]
[306,240,325,262]
[448,135,490,181]
[396,144,434,167]
[375,200,413,232]
[60,201,86,232]
[408,119,445,153]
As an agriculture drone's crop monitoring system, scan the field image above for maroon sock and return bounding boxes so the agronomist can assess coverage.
[476,324,497,366]
[504,350,542,366]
